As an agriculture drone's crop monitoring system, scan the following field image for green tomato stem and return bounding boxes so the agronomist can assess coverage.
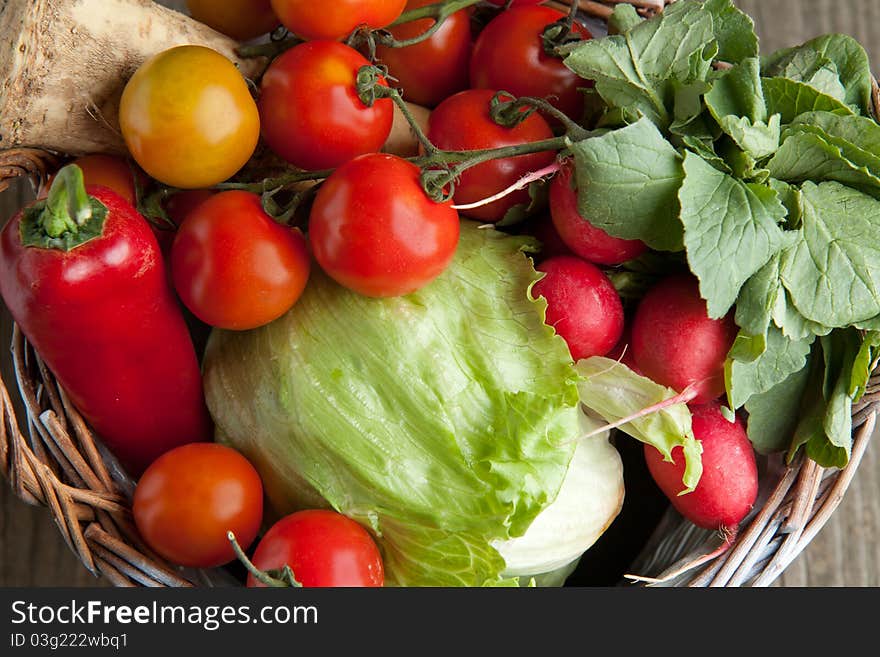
[379,0,482,49]
[227,531,302,588]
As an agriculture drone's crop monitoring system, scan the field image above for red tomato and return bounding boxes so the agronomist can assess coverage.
[270,0,406,41]
[247,510,384,588]
[187,0,279,41]
[374,0,473,108]
[171,191,310,330]
[309,153,460,297]
[470,6,592,121]
[426,89,555,223]
[258,41,394,170]
[40,155,138,206]
[133,443,264,568]
[549,164,647,265]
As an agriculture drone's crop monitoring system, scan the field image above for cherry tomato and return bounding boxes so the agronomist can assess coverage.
[171,191,310,330]
[247,510,384,588]
[40,155,138,206]
[133,443,264,569]
[374,0,473,108]
[258,41,394,171]
[427,89,555,223]
[309,153,460,297]
[470,6,592,121]
[270,0,406,41]
[549,164,647,265]
[187,0,279,41]
[119,45,260,189]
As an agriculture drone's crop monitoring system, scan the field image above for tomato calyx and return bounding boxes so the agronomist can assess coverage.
[489,92,592,140]
[540,1,584,59]
[20,164,108,251]
[228,531,303,588]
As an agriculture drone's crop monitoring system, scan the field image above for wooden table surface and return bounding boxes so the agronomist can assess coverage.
[2,0,879,588]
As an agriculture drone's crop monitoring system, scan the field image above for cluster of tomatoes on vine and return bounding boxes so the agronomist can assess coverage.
[61,0,637,344]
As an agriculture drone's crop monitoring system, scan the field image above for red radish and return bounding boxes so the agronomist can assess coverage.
[530,215,573,259]
[644,402,758,531]
[606,321,641,374]
[533,255,624,361]
[549,165,647,265]
[630,274,737,404]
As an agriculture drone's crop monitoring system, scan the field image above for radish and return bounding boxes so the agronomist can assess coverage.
[549,164,647,266]
[533,255,624,361]
[529,215,573,260]
[630,273,737,404]
[644,401,758,531]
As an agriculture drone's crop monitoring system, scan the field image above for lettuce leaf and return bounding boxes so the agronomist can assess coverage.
[575,357,703,493]
[203,222,588,586]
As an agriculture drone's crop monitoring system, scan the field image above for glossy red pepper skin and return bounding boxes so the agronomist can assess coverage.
[0,185,213,476]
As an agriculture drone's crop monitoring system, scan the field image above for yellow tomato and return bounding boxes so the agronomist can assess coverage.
[119,46,260,189]
[186,0,280,42]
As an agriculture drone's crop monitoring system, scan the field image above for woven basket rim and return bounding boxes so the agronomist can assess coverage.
[1,0,878,588]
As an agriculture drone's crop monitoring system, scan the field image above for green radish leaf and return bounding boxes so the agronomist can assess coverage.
[790,111,880,153]
[702,0,758,64]
[607,3,642,35]
[762,77,855,123]
[745,358,812,454]
[850,331,880,401]
[763,34,873,115]
[678,151,788,318]
[569,118,684,251]
[767,49,847,101]
[563,0,716,128]
[706,57,767,123]
[779,182,880,327]
[772,287,833,341]
[768,130,880,197]
[735,253,784,339]
[725,326,813,409]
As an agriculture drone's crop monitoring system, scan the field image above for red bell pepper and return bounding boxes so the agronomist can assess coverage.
[0,165,212,476]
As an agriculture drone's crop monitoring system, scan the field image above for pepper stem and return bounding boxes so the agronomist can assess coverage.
[43,165,93,238]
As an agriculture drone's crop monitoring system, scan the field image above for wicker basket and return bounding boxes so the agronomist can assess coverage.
[0,0,877,588]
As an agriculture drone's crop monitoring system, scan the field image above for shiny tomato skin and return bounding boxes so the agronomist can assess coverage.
[248,510,384,588]
[119,45,260,189]
[470,6,592,121]
[259,41,394,170]
[549,164,647,265]
[309,153,460,297]
[427,89,555,223]
[186,0,280,41]
[133,443,264,568]
[374,0,473,108]
[270,0,406,41]
[171,191,310,330]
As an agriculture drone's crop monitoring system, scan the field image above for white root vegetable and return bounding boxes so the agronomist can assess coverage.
[0,0,263,156]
